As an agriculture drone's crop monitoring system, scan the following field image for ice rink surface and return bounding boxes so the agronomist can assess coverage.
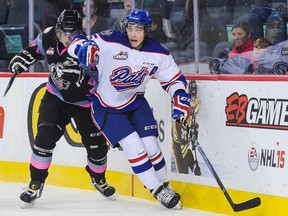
[0,182,226,216]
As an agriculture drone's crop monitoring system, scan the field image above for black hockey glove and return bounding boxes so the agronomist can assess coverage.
[9,49,36,74]
[62,58,84,86]
[208,57,226,74]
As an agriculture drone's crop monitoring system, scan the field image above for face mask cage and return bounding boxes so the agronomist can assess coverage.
[55,10,82,40]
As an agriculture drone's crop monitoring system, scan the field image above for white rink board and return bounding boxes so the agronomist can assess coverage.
[0,74,288,199]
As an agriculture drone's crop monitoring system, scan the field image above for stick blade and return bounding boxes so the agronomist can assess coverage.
[233,197,261,212]
[3,73,17,97]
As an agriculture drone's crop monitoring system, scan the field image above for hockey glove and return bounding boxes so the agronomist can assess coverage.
[62,58,84,87]
[172,92,191,123]
[77,40,100,71]
[208,57,226,74]
[9,49,36,74]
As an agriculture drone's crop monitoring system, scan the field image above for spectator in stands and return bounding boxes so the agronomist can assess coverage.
[209,22,254,74]
[150,12,167,43]
[214,33,288,75]
[45,0,73,28]
[265,12,287,45]
[82,0,110,34]
[176,0,228,55]
[252,37,272,71]
[111,0,134,32]
[228,22,254,58]
[215,22,253,59]
[253,38,272,50]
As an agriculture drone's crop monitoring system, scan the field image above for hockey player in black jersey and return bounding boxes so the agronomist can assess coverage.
[172,80,201,176]
[8,9,115,208]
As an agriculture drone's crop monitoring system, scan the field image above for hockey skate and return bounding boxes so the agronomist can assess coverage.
[20,180,44,209]
[193,161,201,176]
[91,177,116,200]
[151,182,182,209]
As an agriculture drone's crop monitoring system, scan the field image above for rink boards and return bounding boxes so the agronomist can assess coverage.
[1,73,288,215]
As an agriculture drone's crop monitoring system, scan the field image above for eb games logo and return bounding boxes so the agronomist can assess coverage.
[27,83,83,148]
[225,92,288,130]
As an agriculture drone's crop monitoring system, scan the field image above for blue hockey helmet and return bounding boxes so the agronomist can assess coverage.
[124,9,152,32]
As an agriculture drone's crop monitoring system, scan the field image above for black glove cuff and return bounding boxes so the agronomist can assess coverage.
[174,89,186,95]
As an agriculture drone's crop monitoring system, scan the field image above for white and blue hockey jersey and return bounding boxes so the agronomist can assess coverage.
[69,30,187,113]
[254,40,288,75]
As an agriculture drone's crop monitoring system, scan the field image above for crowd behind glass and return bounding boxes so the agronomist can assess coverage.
[0,0,288,74]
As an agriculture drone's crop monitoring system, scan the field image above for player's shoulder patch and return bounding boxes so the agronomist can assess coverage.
[41,27,56,43]
[43,27,53,34]
[281,47,288,55]
[100,29,113,36]
[98,30,125,43]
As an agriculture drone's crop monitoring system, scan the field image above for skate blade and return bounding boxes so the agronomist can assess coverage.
[20,200,37,209]
[104,194,116,201]
[173,201,182,210]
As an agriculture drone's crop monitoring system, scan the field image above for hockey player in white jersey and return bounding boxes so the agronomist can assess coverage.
[67,9,191,209]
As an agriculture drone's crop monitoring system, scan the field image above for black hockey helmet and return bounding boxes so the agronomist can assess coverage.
[188,80,197,97]
[56,9,82,39]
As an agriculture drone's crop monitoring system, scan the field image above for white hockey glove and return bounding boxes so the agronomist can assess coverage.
[9,50,36,74]
[77,40,100,71]
[172,92,191,123]
[62,58,84,87]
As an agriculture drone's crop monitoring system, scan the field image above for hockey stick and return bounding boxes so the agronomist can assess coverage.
[4,72,17,96]
[182,119,261,212]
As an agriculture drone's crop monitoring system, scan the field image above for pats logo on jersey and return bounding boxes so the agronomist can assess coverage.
[101,30,113,36]
[113,51,128,60]
[43,26,53,34]
[110,66,149,91]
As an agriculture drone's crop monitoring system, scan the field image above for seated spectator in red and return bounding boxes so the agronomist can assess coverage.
[228,22,254,58]
[209,22,255,74]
